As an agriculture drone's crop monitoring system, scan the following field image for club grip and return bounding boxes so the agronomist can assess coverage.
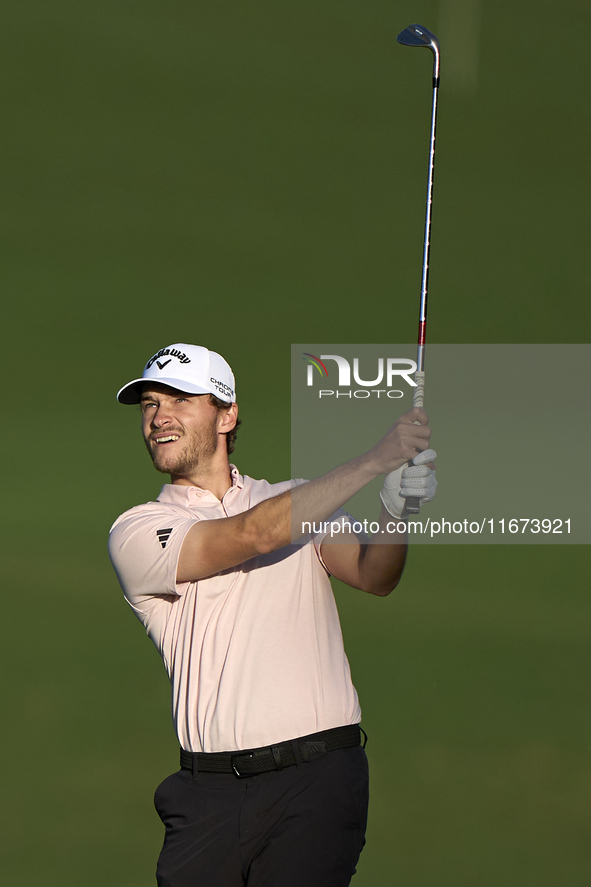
[413,370,425,410]
[405,374,426,515]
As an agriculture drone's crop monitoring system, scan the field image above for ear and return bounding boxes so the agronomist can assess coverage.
[216,402,238,433]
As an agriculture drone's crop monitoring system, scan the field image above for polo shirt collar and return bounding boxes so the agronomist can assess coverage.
[157,465,244,505]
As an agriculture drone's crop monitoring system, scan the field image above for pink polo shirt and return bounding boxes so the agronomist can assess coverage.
[108,468,361,753]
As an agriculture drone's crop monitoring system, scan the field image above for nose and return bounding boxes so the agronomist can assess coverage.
[150,404,174,428]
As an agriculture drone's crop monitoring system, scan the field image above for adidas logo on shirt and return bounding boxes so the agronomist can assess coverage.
[156,528,173,549]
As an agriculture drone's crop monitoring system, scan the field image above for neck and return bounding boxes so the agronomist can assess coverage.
[170,456,233,501]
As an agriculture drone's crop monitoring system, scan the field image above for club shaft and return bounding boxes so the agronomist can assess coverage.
[416,60,439,376]
[407,35,440,515]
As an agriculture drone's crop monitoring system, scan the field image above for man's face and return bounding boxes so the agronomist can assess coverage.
[140,384,222,479]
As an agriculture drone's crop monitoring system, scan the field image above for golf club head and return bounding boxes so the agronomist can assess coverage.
[397,24,440,81]
[396,23,439,52]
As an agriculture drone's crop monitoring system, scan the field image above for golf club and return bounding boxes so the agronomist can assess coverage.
[396,23,440,514]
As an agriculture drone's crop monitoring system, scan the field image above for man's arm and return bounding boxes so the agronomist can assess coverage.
[177,407,430,582]
[319,503,407,597]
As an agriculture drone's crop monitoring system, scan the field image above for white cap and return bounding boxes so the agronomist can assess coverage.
[117,343,236,404]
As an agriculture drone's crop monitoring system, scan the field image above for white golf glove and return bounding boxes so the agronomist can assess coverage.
[380,449,438,519]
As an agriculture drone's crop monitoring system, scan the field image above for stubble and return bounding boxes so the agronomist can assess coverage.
[145,420,218,478]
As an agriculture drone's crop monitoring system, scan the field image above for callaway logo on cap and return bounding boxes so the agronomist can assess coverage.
[117,343,236,404]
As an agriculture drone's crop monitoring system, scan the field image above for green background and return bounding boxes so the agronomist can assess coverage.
[2,1,589,884]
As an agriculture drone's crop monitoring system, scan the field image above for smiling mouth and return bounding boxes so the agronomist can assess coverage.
[153,434,181,445]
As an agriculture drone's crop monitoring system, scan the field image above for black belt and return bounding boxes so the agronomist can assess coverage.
[180,724,365,778]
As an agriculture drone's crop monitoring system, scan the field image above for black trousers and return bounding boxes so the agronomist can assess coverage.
[154,745,369,886]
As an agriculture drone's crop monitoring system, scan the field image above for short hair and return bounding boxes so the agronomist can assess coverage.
[209,394,241,454]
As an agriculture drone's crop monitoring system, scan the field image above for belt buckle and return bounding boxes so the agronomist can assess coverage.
[231,752,255,778]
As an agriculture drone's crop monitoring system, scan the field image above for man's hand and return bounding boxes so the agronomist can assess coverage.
[365,407,432,476]
[380,449,438,520]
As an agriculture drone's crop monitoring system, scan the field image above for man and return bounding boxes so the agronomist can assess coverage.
[109,342,437,887]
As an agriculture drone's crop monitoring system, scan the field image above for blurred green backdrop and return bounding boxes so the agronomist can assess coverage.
[2,1,590,884]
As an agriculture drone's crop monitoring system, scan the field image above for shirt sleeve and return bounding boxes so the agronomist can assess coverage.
[313,509,356,575]
[108,505,197,604]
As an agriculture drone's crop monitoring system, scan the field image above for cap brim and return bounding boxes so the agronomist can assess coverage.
[117,377,213,404]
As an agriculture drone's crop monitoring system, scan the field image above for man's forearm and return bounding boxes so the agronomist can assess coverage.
[320,503,407,596]
[355,504,408,595]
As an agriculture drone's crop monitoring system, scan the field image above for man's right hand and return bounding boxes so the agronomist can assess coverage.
[366,407,432,475]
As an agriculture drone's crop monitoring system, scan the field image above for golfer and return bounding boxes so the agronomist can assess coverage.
[108,342,437,887]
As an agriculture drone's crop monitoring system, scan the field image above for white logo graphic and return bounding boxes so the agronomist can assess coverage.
[306,354,417,399]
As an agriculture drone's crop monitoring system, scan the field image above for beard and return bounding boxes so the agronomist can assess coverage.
[145,420,219,478]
